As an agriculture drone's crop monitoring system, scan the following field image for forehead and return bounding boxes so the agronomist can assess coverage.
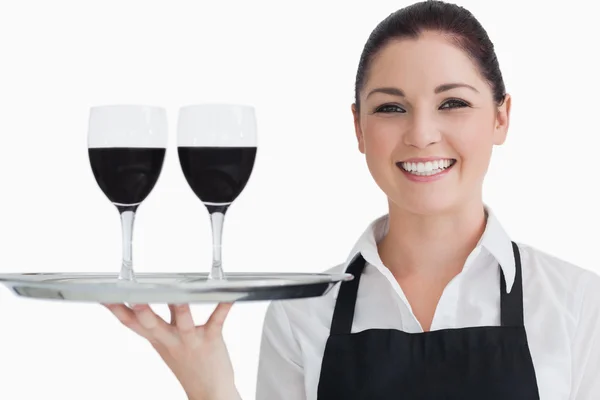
[366,31,485,93]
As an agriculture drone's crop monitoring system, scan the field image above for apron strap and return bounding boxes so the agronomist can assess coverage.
[500,241,524,327]
[330,253,366,335]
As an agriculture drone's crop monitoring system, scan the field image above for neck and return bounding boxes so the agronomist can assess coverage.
[377,198,487,279]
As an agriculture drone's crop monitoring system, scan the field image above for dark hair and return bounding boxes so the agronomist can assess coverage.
[354,0,506,111]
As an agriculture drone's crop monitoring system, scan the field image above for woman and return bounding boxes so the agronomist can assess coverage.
[104,1,600,399]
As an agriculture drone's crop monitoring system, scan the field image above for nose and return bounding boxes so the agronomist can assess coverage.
[403,110,442,149]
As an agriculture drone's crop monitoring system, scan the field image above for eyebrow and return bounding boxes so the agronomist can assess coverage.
[366,83,479,99]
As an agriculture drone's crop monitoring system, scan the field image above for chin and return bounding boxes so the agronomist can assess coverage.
[390,194,463,217]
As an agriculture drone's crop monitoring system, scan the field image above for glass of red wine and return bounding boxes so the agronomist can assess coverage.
[88,105,168,282]
[177,104,257,281]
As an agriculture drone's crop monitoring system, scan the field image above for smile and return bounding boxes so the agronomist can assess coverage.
[399,158,456,175]
[396,158,457,180]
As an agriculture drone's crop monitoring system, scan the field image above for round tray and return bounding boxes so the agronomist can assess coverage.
[0,272,354,303]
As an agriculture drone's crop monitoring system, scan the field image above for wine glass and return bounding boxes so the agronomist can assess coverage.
[88,105,168,281]
[177,104,257,281]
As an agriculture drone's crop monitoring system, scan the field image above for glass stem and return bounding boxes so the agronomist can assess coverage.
[118,206,137,281]
[209,211,226,280]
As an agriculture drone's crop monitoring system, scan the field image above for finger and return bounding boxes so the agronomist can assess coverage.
[168,304,194,328]
[168,304,178,325]
[131,304,178,347]
[204,302,234,333]
[103,303,149,339]
[169,304,197,345]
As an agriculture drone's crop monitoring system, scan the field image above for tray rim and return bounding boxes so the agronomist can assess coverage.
[0,272,354,292]
[0,272,354,303]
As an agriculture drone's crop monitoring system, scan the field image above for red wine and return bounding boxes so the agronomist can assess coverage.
[178,146,256,208]
[89,147,166,206]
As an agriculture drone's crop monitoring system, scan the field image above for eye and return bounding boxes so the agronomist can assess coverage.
[375,104,406,114]
[440,99,470,110]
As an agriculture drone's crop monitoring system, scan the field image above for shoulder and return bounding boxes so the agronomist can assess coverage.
[516,241,599,287]
[516,241,600,319]
[263,262,346,329]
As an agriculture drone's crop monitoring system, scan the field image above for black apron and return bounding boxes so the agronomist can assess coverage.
[317,241,540,399]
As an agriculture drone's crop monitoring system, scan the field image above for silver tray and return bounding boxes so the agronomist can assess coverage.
[0,272,353,303]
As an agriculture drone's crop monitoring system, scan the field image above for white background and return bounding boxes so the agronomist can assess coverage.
[0,0,598,398]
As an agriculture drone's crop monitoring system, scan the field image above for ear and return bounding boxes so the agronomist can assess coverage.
[492,94,511,145]
[352,103,366,154]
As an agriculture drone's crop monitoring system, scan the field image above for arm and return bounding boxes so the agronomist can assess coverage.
[256,300,307,400]
[569,271,600,399]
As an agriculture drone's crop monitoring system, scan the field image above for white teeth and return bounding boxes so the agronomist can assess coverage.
[400,159,455,176]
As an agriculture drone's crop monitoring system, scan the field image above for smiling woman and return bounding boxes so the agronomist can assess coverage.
[103,1,600,399]
[255,2,600,400]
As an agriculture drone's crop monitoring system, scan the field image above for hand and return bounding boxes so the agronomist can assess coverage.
[103,302,240,400]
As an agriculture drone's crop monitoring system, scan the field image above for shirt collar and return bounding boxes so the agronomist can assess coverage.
[337,205,516,298]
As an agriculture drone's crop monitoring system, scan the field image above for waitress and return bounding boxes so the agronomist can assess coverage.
[104,1,600,399]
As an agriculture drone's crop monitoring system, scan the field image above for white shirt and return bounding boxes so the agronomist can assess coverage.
[255,207,600,400]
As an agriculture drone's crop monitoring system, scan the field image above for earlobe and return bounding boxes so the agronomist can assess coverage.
[493,94,511,145]
[352,104,366,154]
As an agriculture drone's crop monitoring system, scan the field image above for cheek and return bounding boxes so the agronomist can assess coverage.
[362,117,403,157]
[450,119,495,168]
